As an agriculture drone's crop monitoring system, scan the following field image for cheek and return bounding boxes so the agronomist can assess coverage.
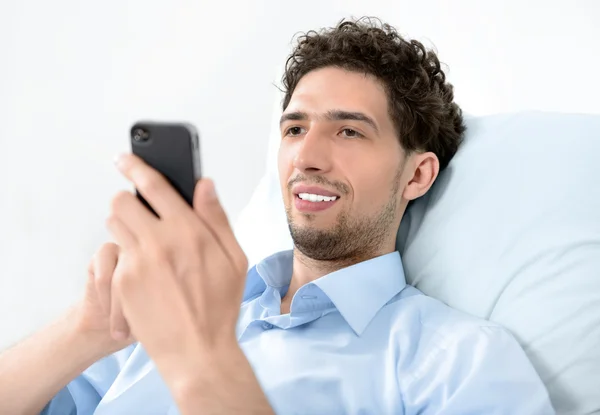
[354,174,385,211]
[346,157,400,210]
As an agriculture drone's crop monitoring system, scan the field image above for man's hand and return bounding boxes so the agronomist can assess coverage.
[106,153,273,414]
[0,243,134,415]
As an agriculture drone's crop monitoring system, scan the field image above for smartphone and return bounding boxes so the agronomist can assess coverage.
[130,121,202,216]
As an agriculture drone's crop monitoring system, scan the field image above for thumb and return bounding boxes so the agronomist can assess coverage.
[193,179,247,273]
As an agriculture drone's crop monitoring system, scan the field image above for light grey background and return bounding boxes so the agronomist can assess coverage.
[1,0,599,349]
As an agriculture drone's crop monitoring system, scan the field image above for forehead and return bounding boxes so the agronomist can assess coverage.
[286,67,391,126]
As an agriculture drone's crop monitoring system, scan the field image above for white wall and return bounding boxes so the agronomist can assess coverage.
[1,0,599,348]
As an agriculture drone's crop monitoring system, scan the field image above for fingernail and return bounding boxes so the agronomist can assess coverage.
[204,180,217,200]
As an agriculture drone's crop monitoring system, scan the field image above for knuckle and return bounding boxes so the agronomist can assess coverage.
[100,241,119,254]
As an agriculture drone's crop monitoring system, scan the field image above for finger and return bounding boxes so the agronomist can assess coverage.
[109,283,130,342]
[106,215,138,250]
[109,255,131,342]
[193,179,248,274]
[93,243,120,315]
[115,153,192,220]
[110,190,157,238]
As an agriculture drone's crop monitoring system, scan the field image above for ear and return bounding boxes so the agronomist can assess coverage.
[402,152,440,201]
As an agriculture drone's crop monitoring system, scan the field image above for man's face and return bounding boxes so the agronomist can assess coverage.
[278,67,409,262]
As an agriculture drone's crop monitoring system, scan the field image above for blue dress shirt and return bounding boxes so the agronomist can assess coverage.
[42,250,554,414]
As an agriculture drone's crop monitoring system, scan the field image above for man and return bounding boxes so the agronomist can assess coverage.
[0,17,554,414]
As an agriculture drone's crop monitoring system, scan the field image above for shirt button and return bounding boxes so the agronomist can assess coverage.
[262,322,273,330]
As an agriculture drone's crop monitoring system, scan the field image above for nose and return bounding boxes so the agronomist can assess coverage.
[293,128,333,174]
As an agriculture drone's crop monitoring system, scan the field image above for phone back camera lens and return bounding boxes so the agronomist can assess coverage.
[133,128,150,142]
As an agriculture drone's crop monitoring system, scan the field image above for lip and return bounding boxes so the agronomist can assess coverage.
[292,185,341,198]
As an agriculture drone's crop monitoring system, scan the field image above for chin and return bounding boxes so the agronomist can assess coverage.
[294,211,334,224]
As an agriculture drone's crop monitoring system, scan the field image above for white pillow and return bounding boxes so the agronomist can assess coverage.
[234,86,291,265]
[396,111,600,414]
[234,95,600,413]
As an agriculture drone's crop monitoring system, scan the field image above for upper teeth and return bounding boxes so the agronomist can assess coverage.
[298,193,338,202]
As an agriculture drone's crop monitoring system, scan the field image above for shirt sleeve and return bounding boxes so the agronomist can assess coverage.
[40,344,136,415]
[402,325,555,415]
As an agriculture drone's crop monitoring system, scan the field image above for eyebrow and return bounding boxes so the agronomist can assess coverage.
[279,110,380,134]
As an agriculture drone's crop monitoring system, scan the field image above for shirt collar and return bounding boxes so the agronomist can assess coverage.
[243,250,407,335]
[243,250,293,301]
[311,251,406,335]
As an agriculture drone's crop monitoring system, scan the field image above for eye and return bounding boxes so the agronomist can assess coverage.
[284,126,305,137]
[340,128,364,139]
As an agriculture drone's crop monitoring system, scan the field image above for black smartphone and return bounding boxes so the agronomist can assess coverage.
[130,121,202,216]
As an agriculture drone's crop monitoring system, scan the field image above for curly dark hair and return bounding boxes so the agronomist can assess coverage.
[281,17,466,170]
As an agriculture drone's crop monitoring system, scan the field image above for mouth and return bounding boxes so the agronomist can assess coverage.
[292,185,341,213]
[296,193,339,202]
